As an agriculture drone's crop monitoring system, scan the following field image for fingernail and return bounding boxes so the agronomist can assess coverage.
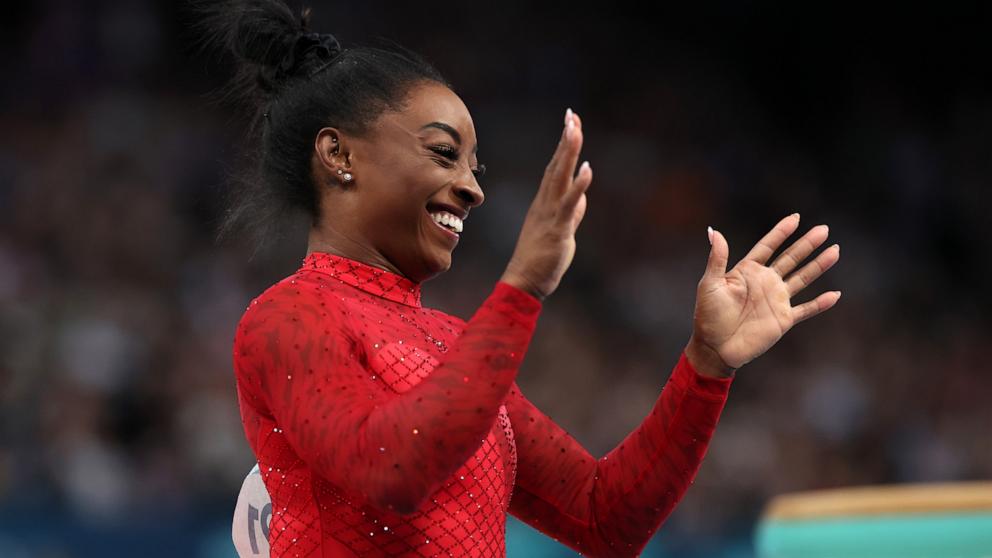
[565,108,573,126]
[707,226,714,245]
[835,290,842,299]
[792,212,800,220]
[580,161,590,173]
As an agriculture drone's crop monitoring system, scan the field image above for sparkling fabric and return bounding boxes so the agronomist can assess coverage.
[233,252,733,557]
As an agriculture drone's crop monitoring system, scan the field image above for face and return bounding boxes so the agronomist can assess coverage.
[326,82,485,283]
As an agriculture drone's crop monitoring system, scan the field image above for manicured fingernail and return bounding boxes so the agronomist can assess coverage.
[565,108,573,126]
[707,226,714,245]
[835,290,842,299]
[792,212,800,220]
[580,161,590,173]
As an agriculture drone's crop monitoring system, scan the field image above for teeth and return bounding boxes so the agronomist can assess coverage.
[429,211,463,233]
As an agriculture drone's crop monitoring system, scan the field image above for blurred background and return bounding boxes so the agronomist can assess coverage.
[1,1,990,556]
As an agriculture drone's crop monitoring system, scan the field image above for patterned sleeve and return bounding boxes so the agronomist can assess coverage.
[234,280,542,515]
[506,353,733,557]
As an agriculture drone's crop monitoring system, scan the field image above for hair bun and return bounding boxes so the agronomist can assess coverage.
[202,0,339,94]
[276,32,341,80]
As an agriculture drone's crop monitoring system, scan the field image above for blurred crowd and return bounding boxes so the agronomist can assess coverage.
[1,2,989,557]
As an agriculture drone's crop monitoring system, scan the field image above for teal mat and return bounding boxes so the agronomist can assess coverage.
[756,512,992,558]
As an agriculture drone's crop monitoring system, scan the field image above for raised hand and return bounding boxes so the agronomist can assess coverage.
[686,214,841,378]
[501,109,593,300]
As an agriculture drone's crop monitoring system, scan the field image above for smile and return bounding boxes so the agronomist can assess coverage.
[427,209,463,235]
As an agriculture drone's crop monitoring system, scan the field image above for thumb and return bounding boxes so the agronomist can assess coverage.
[705,226,729,278]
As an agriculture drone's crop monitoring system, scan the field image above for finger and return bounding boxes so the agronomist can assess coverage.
[561,160,592,210]
[770,224,830,277]
[791,290,842,325]
[704,227,730,278]
[550,110,584,198]
[570,111,583,130]
[536,111,572,202]
[786,244,840,297]
[570,192,588,230]
[541,108,582,196]
[743,213,801,265]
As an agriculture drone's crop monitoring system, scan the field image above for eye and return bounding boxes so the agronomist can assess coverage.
[428,144,458,164]
[429,144,484,178]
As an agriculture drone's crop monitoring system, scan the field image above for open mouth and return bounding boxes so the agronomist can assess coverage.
[425,206,463,236]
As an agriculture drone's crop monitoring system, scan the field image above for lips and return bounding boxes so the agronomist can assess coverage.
[425,207,460,242]
[429,210,463,233]
[425,202,468,221]
[424,201,468,243]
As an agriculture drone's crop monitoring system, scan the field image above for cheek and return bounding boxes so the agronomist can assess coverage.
[356,151,445,233]
[366,178,432,240]
[393,164,445,214]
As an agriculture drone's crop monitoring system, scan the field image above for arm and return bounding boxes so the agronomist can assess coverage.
[507,213,842,557]
[234,280,541,515]
[507,352,731,558]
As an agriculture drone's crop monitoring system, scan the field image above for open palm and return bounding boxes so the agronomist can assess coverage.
[691,214,841,371]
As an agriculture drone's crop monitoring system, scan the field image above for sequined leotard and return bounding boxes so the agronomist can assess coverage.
[233,252,733,557]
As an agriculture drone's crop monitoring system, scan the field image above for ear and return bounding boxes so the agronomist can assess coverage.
[314,127,353,180]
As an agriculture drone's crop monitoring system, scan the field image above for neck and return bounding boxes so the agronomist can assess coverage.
[307,222,403,277]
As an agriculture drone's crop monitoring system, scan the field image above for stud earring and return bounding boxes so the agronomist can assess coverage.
[337,169,353,183]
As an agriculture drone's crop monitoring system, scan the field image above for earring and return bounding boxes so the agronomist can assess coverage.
[337,169,353,183]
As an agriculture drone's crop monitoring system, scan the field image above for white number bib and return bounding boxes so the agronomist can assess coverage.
[232,463,273,557]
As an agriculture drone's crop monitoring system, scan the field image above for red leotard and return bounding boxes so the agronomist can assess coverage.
[233,252,732,557]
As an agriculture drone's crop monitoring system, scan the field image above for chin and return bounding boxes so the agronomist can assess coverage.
[401,250,452,284]
[421,254,452,281]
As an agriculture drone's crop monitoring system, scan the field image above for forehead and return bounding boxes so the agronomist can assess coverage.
[388,82,475,142]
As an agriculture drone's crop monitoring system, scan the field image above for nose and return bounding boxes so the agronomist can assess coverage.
[453,172,485,208]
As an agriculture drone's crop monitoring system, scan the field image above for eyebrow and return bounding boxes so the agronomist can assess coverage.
[420,121,479,154]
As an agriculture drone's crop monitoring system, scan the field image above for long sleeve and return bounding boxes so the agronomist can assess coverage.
[234,280,541,515]
[506,352,732,557]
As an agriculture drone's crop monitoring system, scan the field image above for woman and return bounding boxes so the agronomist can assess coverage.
[209,2,842,556]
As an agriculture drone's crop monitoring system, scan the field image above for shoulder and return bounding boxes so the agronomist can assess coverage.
[236,269,351,338]
[425,304,466,323]
[422,305,468,330]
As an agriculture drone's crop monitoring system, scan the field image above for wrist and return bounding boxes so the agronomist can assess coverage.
[499,272,546,301]
[685,337,736,379]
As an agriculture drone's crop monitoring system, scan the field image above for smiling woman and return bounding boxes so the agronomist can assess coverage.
[199,1,840,557]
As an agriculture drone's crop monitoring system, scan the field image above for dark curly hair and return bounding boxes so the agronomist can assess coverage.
[194,0,448,252]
